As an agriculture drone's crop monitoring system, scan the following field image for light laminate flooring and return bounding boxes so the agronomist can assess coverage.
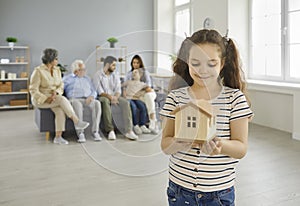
[0,110,300,206]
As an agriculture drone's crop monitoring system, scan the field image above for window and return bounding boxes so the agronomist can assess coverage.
[187,116,196,128]
[174,0,191,51]
[175,0,190,6]
[250,0,300,82]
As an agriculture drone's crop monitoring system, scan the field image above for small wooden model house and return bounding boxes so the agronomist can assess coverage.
[171,100,216,142]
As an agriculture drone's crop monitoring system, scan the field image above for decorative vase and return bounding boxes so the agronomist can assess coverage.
[109,42,115,48]
[8,42,14,50]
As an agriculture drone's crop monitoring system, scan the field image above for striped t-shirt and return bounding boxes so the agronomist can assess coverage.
[160,86,253,192]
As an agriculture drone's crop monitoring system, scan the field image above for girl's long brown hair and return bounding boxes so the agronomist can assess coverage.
[169,29,246,94]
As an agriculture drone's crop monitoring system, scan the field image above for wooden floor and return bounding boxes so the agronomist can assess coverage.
[0,110,300,206]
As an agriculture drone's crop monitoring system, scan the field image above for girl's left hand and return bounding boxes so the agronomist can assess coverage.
[200,137,222,155]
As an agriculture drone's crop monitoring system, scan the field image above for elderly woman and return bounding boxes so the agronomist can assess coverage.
[29,48,89,144]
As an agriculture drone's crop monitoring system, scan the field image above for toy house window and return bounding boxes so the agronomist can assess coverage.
[187,116,196,128]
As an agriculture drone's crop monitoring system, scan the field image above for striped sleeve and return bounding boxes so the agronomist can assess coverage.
[230,90,253,121]
[159,91,177,119]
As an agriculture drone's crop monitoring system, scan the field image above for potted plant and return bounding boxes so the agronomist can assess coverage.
[6,37,18,48]
[107,37,118,48]
[57,64,68,77]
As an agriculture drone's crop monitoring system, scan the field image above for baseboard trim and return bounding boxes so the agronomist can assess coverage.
[292,132,300,141]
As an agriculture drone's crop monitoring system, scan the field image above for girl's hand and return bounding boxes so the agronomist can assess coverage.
[200,137,222,155]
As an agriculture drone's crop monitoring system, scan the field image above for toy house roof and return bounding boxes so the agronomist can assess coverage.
[170,100,213,117]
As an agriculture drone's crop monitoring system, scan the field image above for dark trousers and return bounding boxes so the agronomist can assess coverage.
[129,99,147,126]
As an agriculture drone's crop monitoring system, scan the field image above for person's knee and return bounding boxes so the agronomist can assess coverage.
[119,97,130,108]
[94,100,101,108]
[71,99,82,108]
[94,100,101,113]
[52,108,66,120]
[100,97,109,103]
[130,101,137,109]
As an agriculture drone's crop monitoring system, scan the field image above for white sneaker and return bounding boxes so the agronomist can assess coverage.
[149,120,158,134]
[140,125,151,134]
[133,125,142,135]
[108,130,116,140]
[149,120,156,131]
[77,132,86,143]
[125,131,138,140]
[53,136,69,145]
[74,120,89,130]
[93,132,102,141]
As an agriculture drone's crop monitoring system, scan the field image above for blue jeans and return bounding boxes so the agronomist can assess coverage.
[129,99,148,126]
[167,181,235,206]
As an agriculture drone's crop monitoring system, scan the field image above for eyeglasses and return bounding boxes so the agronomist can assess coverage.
[78,68,86,71]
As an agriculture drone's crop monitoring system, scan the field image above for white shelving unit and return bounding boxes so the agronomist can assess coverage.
[0,46,30,110]
[96,46,127,75]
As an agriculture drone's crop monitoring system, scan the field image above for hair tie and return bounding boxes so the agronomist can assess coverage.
[224,29,229,42]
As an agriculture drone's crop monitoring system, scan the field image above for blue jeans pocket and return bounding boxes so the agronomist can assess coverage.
[217,186,235,206]
[167,186,178,205]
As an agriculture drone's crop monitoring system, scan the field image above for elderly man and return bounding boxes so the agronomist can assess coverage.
[63,60,102,143]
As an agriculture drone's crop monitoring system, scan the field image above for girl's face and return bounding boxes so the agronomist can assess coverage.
[188,43,224,88]
[132,59,141,70]
[132,69,140,80]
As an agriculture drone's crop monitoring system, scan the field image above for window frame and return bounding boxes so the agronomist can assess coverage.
[249,0,300,83]
[173,0,192,54]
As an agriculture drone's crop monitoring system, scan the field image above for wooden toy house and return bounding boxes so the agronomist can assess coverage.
[171,100,216,142]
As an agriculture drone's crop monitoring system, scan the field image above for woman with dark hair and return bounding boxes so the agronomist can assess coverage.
[124,55,157,133]
[29,48,89,144]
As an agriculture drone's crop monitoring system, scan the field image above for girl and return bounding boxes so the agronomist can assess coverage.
[160,29,253,205]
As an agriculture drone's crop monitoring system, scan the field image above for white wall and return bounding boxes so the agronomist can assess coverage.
[154,0,174,74]
[248,81,300,140]
[192,0,228,34]
[228,0,249,75]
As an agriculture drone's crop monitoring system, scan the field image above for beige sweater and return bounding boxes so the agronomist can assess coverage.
[29,64,63,105]
[124,80,147,100]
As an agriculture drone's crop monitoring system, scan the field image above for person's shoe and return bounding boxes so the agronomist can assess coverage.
[53,136,69,145]
[133,125,142,135]
[77,132,86,143]
[125,131,138,140]
[149,119,156,131]
[149,120,158,134]
[74,120,89,130]
[108,130,116,140]
[93,132,102,141]
[140,125,151,134]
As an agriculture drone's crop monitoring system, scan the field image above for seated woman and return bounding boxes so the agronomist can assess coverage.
[124,55,157,133]
[29,48,89,144]
[123,69,151,135]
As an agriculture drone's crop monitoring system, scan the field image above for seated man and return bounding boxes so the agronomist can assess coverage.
[63,60,102,143]
[92,56,138,140]
[123,69,151,135]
